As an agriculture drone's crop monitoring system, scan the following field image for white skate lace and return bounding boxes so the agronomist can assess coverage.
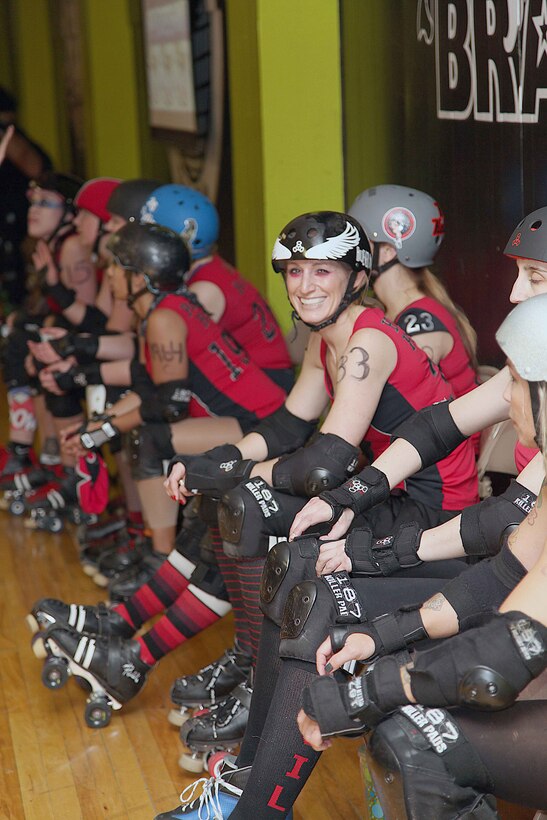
[178,770,242,819]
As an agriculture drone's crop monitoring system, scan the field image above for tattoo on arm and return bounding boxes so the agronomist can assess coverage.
[149,340,185,368]
[337,354,348,383]
[349,346,370,380]
[422,593,445,611]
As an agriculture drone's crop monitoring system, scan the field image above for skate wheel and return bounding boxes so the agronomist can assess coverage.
[47,516,63,533]
[25,613,39,635]
[42,656,69,689]
[80,561,98,577]
[168,706,191,727]
[179,751,207,773]
[92,572,109,588]
[85,696,112,728]
[31,632,47,659]
[9,498,26,516]
[207,750,230,777]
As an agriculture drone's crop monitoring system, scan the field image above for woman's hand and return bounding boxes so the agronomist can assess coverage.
[163,461,195,504]
[315,539,352,575]
[32,239,59,286]
[60,420,87,460]
[296,710,332,752]
[38,358,76,395]
[27,331,66,365]
[289,497,355,540]
[316,632,376,676]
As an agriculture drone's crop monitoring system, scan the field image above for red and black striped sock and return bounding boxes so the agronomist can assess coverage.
[237,557,266,662]
[212,530,252,657]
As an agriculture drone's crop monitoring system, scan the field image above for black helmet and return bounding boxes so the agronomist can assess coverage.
[107,222,191,297]
[271,211,371,331]
[29,171,84,213]
[504,207,547,263]
[107,179,162,221]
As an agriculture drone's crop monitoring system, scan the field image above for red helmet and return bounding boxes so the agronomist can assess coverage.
[75,178,121,222]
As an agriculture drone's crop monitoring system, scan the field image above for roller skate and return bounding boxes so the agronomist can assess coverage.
[21,467,78,532]
[0,443,36,480]
[169,644,252,727]
[91,531,152,588]
[26,598,134,643]
[178,679,253,773]
[108,550,167,603]
[154,757,250,819]
[36,626,152,727]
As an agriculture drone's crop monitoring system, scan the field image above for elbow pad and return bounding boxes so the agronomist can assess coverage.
[460,480,537,556]
[392,401,467,469]
[50,333,99,364]
[47,281,76,310]
[77,305,108,334]
[410,610,547,710]
[156,379,191,424]
[252,405,318,458]
[272,432,359,497]
[441,543,527,631]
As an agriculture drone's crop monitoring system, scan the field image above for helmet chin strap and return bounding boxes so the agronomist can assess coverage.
[125,270,149,309]
[292,271,369,332]
[369,243,399,283]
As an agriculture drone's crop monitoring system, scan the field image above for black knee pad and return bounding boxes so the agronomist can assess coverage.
[197,496,219,527]
[279,572,365,663]
[366,708,497,820]
[129,422,174,481]
[260,536,321,626]
[189,559,229,602]
[45,389,84,418]
[218,478,302,559]
[2,328,37,388]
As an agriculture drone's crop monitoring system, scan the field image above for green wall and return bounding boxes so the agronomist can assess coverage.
[226,0,345,329]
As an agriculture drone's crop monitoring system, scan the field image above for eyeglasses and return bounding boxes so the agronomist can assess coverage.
[26,192,63,209]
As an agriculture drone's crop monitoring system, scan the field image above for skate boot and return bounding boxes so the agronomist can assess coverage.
[169,644,253,727]
[79,526,135,576]
[0,463,66,513]
[108,550,167,603]
[178,680,253,772]
[39,626,152,727]
[0,443,36,480]
[77,511,127,549]
[154,757,250,819]
[27,598,134,643]
[92,531,152,588]
[22,467,78,531]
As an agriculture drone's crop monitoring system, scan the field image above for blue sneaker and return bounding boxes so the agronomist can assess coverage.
[155,761,249,819]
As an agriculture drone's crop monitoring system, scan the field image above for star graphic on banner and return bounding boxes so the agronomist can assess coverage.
[533,0,547,67]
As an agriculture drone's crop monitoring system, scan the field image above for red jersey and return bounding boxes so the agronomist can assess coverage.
[395,296,478,399]
[320,308,478,511]
[145,293,286,432]
[189,256,293,378]
[514,441,539,473]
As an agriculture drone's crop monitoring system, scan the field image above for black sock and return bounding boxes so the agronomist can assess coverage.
[231,658,321,819]
[237,617,282,767]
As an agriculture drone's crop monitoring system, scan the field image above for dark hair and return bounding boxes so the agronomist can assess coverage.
[0,86,17,113]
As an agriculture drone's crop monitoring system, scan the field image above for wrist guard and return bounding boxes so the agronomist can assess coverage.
[330,604,427,659]
[346,521,423,576]
[80,418,120,450]
[460,480,537,557]
[167,444,255,496]
[252,405,318,458]
[50,333,99,364]
[48,281,76,310]
[302,655,408,737]
[272,432,359,497]
[53,362,102,391]
[392,400,467,469]
[410,610,547,709]
[319,465,390,522]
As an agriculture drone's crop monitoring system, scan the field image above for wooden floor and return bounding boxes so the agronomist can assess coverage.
[0,510,366,819]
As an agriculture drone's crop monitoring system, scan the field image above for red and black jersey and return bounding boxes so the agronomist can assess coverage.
[189,256,292,376]
[145,293,286,432]
[514,441,539,473]
[321,307,478,511]
[394,296,478,399]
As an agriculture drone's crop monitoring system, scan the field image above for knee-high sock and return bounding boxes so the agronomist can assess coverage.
[231,657,321,819]
[236,558,266,662]
[137,579,232,665]
[213,538,252,657]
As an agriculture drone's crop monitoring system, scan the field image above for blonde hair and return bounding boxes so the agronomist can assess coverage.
[532,382,547,474]
[416,268,478,370]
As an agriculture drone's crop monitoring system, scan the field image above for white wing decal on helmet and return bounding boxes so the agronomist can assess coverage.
[272,237,292,260]
[305,221,360,259]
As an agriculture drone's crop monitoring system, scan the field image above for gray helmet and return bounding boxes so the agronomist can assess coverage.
[106,179,161,221]
[504,207,547,263]
[348,184,444,269]
[496,294,547,381]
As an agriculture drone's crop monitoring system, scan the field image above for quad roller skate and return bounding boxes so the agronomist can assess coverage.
[91,531,152,587]
[178,679,253,773]
[26,597,134,641]
[108,550,167,603]
[36,626,152,728]
[168,644,252,727]
[0,443,36,481]
[154,756,250,820]
[20,468,79,532]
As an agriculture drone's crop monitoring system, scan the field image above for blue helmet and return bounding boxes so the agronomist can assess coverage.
[141,184,219,259]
